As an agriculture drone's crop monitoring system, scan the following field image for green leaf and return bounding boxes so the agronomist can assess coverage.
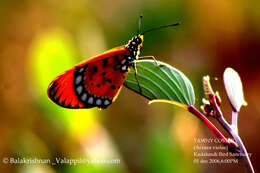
[124,60,195,106]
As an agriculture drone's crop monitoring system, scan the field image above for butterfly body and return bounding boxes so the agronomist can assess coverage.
[47,35,143,109]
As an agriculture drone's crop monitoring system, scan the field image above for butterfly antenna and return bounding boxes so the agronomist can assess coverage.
[137,14,143,35]
[142,22,180,35]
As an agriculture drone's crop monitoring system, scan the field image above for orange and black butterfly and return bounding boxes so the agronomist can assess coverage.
[47,15,179,109]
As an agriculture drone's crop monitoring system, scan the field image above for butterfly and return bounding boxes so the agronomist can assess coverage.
[47,15,179,109]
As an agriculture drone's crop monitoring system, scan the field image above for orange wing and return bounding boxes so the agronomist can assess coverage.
[79,46,128,64]
[47,46,130,109]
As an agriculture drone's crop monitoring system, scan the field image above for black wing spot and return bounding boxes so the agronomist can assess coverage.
[103,58,108,66]
[114,55,119,62]
[89,77,92,80]
[107,78,112,83]
[97,83,101,88]
[111,85,116,90]
[93,66,98,72]
[113,65,117,71]
[102,72,106,76]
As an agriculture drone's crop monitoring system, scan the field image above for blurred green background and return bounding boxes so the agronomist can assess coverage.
[0,0,259,172]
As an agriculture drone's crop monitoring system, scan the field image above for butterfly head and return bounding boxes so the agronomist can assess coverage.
[136,34,144,49]
[126,34,143,57]
[128,34,143,47]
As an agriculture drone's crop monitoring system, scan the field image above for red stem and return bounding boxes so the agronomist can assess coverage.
[188,105,229,145]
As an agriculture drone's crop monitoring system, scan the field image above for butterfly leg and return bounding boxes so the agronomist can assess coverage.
[138,56,158,66]
[130,62,142,93]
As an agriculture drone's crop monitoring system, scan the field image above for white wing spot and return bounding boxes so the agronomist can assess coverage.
[121,59,126,64]
[81,93,87,101]
[79,67,84,73]
[121,65,127,71]
[76,86,83,94]
[96,99,102,105]
[75,75,82,84]
[88,97,94,104]
[104,99,110,106]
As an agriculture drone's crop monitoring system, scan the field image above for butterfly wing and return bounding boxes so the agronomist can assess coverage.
[47,46,130,109]
[48,68,85,108]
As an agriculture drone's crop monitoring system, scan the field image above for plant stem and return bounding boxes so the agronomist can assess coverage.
[188,105,229,145]
[218,115,254,173]
[232,111,238,133]
[210,94,255,173]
